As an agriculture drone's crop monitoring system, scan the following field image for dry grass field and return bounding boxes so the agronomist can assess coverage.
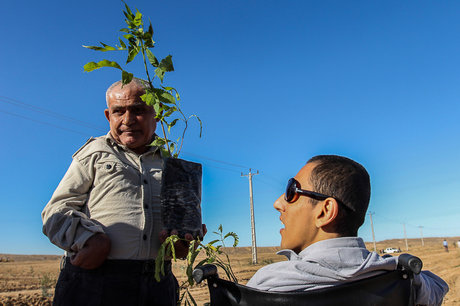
[0,237,458,305]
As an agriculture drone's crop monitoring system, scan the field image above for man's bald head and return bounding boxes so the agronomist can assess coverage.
[106,78,148,107]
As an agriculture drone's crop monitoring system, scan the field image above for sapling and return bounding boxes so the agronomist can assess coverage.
[157,225,239,306]
[83,2,201,158]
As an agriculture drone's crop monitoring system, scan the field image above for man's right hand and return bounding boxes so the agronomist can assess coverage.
[70,233,111,269]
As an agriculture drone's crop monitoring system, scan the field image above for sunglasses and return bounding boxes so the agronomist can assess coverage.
[284,178,355,211]
[284,178,332,203]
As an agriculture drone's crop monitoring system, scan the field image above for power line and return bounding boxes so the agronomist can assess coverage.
[0,96,106,132]
[182,151,252,170]
[0,109,89,136]
[0,95,258,171]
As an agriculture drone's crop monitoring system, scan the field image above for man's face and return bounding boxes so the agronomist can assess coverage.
[274,162,321,253]
[104,83,156,154]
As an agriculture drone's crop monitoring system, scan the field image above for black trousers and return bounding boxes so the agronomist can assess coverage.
[53,258,179,306]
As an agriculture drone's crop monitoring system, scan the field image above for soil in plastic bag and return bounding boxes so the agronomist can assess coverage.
[161,157,203,239]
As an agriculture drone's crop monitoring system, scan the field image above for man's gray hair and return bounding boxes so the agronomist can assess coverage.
[105,78,148,107]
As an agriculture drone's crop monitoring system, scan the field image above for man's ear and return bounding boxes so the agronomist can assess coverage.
[315,198,339,228]
[104,109,110,122]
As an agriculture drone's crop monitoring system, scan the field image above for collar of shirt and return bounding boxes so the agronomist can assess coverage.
[277,237,367,261]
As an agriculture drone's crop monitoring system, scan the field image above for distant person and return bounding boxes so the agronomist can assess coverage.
[457,240,460,248]
[443,239,448,252]
[247,155,449,305]
[42,79,205,306]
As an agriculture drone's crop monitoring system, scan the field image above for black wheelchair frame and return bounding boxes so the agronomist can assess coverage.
[192,253,422,306]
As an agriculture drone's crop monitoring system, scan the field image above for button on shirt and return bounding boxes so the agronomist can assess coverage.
[42,133,163,260]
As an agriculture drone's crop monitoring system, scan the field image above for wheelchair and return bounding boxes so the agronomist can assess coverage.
[192,253,422,306]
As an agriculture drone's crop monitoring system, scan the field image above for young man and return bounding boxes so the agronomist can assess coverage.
[247,155,449,305]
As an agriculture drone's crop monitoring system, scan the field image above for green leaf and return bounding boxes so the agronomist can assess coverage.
[121,70,133,85]
[151,138,166,147]
[160,147,172,157]
[169,142,175,154]
[224,232,240,247]
[126,46,140,63]
[154,243,166,281]
[148,21,154,36]
[218,224,223,233]
[119,28,130,33]
[143,32,154,48]
[189,115,203,137]
[159,55,174,72]
[164,107,177,118]
[162,86,180,101]
[100,42,116,51]
[82,45,106,51]
[123,2,135,20]
[168,119,179,133]
[154,88,175,104]
[154,55,174,83]
[83,60,122,72]
[146,49,159,67]
[83,62,99,72]
[186,241,200,286]
[123,34,134,40]
[154,68,165,82]
[99,59,122,69]
[169,239,177,261]
[141,92,155,106]
[153,101,163,116]
[207,239,220,245]
[118,38,127,50]
[133,10,143,27]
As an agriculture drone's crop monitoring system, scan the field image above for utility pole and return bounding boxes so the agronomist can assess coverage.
[241,168,259,264]
[368,212,377,252]
[403,223,409,251]
[419,226,424,247]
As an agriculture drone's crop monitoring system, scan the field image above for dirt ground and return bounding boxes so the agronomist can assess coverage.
[1,237,458,305]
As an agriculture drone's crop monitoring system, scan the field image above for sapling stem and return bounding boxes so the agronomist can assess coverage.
[159,120,172,156]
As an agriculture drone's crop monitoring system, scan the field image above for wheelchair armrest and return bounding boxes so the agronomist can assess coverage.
[193,264,218,284]
[397,253,422,275]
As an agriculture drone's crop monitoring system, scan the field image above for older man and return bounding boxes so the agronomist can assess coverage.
[42,79,197,306]
[247,155,449,305]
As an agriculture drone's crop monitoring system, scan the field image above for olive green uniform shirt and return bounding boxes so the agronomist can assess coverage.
[42,133,163,259]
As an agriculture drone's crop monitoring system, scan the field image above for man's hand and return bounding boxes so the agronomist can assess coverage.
[70,233,111,269]
[159,224,207,259]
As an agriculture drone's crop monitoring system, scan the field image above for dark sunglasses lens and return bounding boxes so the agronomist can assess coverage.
[285,178,296,202]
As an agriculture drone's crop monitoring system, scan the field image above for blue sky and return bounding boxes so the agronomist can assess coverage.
[0,1,459,254]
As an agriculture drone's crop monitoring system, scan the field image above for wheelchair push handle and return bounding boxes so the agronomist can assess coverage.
[193,264,218,284]
[397,253,422,275]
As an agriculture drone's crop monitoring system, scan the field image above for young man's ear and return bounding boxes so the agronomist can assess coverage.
[315,198,339,228]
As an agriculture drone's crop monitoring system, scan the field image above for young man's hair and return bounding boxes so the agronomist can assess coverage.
[307,155,371,236]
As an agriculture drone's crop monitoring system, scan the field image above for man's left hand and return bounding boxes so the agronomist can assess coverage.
[159,224,207,259]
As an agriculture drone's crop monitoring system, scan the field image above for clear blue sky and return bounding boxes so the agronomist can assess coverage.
[0,1,459,254]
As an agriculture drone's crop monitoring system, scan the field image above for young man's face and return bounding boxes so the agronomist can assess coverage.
[274,162,322,253]
[105,83,156,154]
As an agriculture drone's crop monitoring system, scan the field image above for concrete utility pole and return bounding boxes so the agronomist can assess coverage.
[368,212,377,252]
[419,226,425,247]
[241,168,259,264]
[403,223,409,251]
